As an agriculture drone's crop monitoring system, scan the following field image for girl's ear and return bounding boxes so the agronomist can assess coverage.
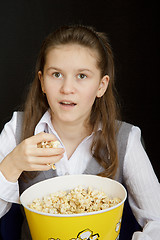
[38,71,46,94]
[96,75,109,98]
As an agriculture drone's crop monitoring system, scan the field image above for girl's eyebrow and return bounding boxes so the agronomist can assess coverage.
[77,68,93,74]
[46,66,93,74]
[46,66,62,72]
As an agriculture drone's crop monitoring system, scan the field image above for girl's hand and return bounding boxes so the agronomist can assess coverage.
[0,132,64,182]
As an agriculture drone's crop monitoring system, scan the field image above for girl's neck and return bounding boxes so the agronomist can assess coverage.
[51,115,93,159]
[51,117,92,143]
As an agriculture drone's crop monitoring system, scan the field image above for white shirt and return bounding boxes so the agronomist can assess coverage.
[0,111,160,240]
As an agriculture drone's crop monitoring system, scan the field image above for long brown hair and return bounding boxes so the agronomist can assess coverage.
[21,25,120,179]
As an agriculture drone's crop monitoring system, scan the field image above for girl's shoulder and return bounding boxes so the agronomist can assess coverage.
[10,111,24,130]
[1,111,24,144]
[116,120,141,146]
[116,120,133,139]
[0,112,23,160]
[1,111,22,132]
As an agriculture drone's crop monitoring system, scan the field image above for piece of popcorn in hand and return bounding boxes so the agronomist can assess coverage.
[37,140,61,149]
[50,140,61,148]
[37,139,61,170]
[47,163,56,170]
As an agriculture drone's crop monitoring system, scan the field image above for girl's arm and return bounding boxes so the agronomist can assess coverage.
[0,112,19,217]
[123,126,160,240]
[0,132,64,182]
[0,112,64,218]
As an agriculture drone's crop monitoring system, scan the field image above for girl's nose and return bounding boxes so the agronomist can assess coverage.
[60,78,75,94]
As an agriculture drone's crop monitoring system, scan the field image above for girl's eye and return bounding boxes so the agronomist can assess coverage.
[53,72,62,78]
[78,73,87,79]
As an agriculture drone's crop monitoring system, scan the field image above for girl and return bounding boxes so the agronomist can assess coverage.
[0,25,160,240]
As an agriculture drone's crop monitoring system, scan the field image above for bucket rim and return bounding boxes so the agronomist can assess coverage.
[20,175,127,218]
[22,196,126,218]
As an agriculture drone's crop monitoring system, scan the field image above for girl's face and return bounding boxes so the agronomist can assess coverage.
[39,44,109,127]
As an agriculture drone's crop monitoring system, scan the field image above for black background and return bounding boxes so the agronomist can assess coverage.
[0,0,159,179]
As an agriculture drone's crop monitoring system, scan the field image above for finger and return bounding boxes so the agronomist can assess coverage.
[27,132,58,145]
[25,154,63,171]
[28,164,52,172]
[33,154,64,165]
[32,147,65,157]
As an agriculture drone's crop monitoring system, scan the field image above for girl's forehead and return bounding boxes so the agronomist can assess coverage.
[49,43,97,53]
[45,44,99,69]
[46,44,98,60]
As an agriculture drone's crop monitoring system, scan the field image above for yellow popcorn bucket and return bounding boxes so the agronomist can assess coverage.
[20,175,127,240]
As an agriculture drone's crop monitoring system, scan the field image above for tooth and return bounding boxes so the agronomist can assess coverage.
[63,102,71,104]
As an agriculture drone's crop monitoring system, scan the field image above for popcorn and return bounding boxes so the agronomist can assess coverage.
[28,186,121,214]
[37,140,61,170]
[37,140,61,149]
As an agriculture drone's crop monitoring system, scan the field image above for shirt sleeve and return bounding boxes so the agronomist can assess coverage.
[0,171,19,218]
[123,126,160,240]
[0,112,20,218]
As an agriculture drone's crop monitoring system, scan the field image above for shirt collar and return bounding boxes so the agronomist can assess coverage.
[34,110,55,135]
[34,109,102,136]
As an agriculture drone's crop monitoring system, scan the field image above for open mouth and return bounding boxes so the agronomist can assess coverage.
[59,101,77,107]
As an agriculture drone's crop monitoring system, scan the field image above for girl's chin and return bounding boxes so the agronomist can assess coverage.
[52,114,78,125]
[50,110,91,127]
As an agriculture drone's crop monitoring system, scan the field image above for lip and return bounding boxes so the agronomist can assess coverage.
[59,99,77,104]
[58,100,77,108]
